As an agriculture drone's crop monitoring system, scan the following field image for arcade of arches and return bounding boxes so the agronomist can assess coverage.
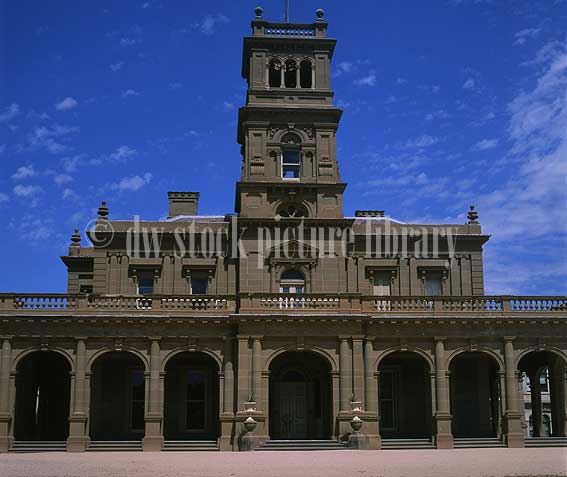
[1,338,565,452]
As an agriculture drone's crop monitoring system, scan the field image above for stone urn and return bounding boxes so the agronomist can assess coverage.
[243,416,257,434]
[243,401,257,413]
[350,401,363,413]
[350,415,363,433]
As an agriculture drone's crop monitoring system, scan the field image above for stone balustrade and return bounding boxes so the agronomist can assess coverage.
[0,293,565,317]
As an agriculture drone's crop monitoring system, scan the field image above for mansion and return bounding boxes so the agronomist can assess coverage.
[0,8,566,453]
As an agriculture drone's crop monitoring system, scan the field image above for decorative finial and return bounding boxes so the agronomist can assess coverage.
[97,200,109,219]
[254,6,263,18]
[71,228,81,244]
[467,204,479,224]
[316,8,325,20]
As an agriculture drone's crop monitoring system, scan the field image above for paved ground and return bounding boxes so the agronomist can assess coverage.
[0,448,566,477]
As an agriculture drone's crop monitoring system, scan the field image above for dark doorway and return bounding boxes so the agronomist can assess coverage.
[163,352,220,440]
[90,352,145,441]
[450,352,500,438]
[378,352,432,439]
[14,351,71,441]
[269,351,332,440]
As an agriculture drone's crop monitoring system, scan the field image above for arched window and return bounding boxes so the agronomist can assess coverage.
[269,59,282,88]
[300,60,313,88]
[284,59,297,88]
[280,133,301,180]
[277,203,307,218]
[280,269,305,294]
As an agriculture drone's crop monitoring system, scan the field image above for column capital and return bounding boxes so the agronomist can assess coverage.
[434,336,447,342]
[148,337,162,342]
[73,336,88,341]
[503,336,516,343]
[338,335,351,341]
[364,336,376,343]
[352,335,365,342]
[250,335,264,341]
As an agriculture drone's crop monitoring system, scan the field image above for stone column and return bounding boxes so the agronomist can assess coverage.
[529,369,543,437]
[0,338,12,452]
[502,339,524,447]
[352,338,364,405]
[251,337,262,406]
[549,359,567,437]
[518,373,528,436]
[67,339,90,452]
[236,336,251,408]
[143,339,163,451]
[363,338,380,449]
[433,338,453,448]
[220,337,235,451]
[339,337,352,412]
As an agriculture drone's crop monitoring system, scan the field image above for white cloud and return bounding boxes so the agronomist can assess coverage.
[55,97,78,111]
[425,110,450,121]
[223,101,235,111]
[109,145,137,161]
[121,89,140,98]
[472,138,499,151]
[333,61,353,77]
[13,184,42,198]
[110,62,124,72]
[0,144,5,154]
[112,173,152,192]
[0,193,9,204]
[120,37,139,47]
[169,82,183,90]
[54,174,73,185]
[28,123,79,154]
[62,188,79,200]
[514,28,541,46]
[404,134,439,149]
[396,77,407,85]
[0,103,20,122]
[463,78,476,89]
[12,165,36,180]
[194,14,229,35]
[354,71,377,86]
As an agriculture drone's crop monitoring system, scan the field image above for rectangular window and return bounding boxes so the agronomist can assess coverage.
[186,371,206,430]
[137,271,154,295]
[130,370,145,431]
[372,271,391,296]
[282,149,300,179]
[190,277,208,295]
[425,272,443,296]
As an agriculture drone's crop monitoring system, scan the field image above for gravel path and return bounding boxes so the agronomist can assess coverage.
[0,448,566,477]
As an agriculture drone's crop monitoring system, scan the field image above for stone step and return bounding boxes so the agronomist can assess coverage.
[454,438,505,448]
[381,439,435,449]
[163,440,219,451]
[12,441,67,453]
[258,440,348,451]
[526,437,567,448]
[87,441,143,452]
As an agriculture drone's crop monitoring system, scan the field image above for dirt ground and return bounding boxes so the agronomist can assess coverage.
[0,448,566,477]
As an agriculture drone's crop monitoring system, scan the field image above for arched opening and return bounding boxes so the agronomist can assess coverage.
[269,351,332,440]
[378,352,432,439]
[518,351,566,438]
[14,351,71,441]
[284,59,297,88]
[163,352,220,441]
[449,352,501,438]
[300,59,313,88]
[277,203,307,219]
[90,352,146,441]
[268,59,282,88]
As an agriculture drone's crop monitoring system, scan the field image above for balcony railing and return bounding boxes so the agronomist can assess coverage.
[0,294,236,314]
[0,293,565,317]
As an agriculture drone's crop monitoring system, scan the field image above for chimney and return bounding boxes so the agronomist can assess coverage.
[355,210,385,218]
[168,192,200,218]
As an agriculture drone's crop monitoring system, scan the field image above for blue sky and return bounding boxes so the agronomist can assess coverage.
[0,0,566,295]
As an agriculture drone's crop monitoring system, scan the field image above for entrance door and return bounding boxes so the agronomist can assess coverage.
[279,382,307,439]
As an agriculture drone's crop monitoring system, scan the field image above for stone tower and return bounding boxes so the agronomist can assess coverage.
[236,7,345,219]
